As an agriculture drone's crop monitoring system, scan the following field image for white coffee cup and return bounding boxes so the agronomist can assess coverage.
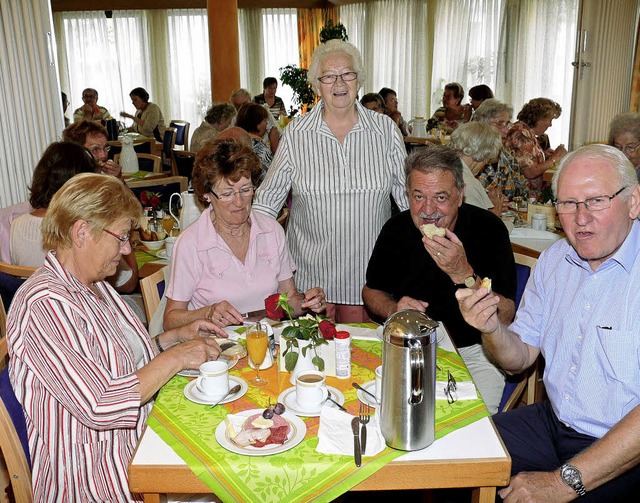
[164,236,178,259]
[375,365,383,402]
[295,371,328,410]
[195,360,229,398]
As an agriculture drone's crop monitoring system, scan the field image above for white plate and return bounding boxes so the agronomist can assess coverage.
[277,386,345,417]
[215,409,306,456]
[156,249,168,259]
[183,375,247,405]
[177,357,238,378]
[356,380,378,408]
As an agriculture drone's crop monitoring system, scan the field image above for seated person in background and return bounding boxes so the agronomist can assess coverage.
[253,77,287,120]
[473,99,528,200]
[468,84,494,111]
[456,145,640,501]
[217,126,252,147]
[235,102,273,182]
[72,87,112,123]
[379,87,408,136]
[163,139,326,330]
[608,111,640,179]
[63,120,121,178]
[190,102,236,153]
[505,97,567,199]
[233,87,281,154]
[430,82,473,133]
[360,93,385,113]
[449,121,506,215]
[10,142,97,268]
[362,147,516,414]
[7,172,226,502]
[61,91,70,127]
[120,87,166,142]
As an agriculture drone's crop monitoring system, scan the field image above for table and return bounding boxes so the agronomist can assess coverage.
[128,328,510,502]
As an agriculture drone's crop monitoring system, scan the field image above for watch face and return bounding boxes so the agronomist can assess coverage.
[464,275,476,288]
[562,465,581,485]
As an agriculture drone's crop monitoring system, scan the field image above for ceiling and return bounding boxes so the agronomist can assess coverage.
[51,0,361,11]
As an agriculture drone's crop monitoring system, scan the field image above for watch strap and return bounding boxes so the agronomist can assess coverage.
[454,273,477,289]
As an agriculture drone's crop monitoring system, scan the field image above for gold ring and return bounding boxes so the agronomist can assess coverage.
[437,252,441,257]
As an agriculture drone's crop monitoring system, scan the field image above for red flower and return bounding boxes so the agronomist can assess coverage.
[318,320,337,340]
[150,195,161,208]
[265,293,284,320]
[140,191,149,206]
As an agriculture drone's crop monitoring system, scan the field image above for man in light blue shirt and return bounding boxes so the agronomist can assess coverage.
[457,144,640,502]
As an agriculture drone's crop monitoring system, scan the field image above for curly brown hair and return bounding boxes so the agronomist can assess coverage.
[192,139,261,206]
[29,142,97,209]
[516,98,562,128]
[62,120,108,146]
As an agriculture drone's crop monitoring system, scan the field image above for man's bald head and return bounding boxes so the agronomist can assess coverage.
[217,126,252,147]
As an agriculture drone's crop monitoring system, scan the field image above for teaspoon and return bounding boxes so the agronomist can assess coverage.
[208,384,241,409]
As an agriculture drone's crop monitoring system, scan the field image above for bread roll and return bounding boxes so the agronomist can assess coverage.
[481,277,492,293]
[420,223,446,238]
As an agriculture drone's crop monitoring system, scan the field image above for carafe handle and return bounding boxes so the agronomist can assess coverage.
[408,339,424,404]
[169,193,182,227]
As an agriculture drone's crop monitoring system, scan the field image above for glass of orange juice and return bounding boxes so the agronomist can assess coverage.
[246,322,269,387]
[162,214,176,234]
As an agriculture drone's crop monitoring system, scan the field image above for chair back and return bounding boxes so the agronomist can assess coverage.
[0,262,37,313]
[0,337,33,501]
[171,149,196,179]
[114,153,162,174]
[169,120,190,151]
[162,128,177,173]
[140,268,166,322]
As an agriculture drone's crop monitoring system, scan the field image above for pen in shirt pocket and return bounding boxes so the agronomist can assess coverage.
[597,325,612,330]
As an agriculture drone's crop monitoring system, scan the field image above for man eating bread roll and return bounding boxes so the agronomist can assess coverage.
[362,146,516,413]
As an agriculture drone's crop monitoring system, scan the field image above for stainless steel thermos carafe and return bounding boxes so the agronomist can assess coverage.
[379,310,438,451]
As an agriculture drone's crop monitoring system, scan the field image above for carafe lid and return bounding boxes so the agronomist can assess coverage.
[382,310,439,346]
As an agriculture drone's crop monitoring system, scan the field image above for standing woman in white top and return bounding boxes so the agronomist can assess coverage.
[253,40,409,323]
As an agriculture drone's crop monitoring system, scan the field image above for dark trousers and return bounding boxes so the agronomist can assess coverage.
[494,401,640,502]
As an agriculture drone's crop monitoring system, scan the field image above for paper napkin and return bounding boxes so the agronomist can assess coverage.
[316,406,385,457]
[435,381,478,400]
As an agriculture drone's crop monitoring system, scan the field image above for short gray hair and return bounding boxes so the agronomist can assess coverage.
[405,146,464,192]
[307,40,365,94]
[473,98,513,123]
[449,122,502,162]
[552,144,638,198]
[205,102,236,125]
[608,112,640,146]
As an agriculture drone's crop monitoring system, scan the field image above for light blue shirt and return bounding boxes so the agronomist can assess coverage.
[510,220,640,438]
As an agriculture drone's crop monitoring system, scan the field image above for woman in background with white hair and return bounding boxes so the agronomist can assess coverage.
[253,40,408,323]
[449,121,505,216]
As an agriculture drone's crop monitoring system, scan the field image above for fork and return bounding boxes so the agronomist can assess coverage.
[359,402,370,456]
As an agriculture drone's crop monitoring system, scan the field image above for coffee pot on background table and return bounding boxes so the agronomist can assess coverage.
[379,310,438,451]
[119,134,139,174]
[408,117,428,138]
[169,188,203,232]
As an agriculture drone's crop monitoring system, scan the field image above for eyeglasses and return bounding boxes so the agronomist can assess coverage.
[555,186,627,214]
[83,95,97,100]
[444,370,458,404]
[89,146,111,156]
[615,142,640,155]
[211,186,255,202]
[317,72,358,84]
[103,228,130,247]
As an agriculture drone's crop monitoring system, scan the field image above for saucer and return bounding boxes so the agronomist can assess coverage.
[177,357,238,378]
[156,249,168,260]
[277,386,344,417]
[184,375,247,405]
[356,380,378,408]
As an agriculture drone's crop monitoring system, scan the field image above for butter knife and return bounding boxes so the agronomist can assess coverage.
[351,417,362,467]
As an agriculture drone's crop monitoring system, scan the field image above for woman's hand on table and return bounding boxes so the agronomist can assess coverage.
[168,337,223,371]
[205,301,244,327]
[301,287,326,313]
[174,318,228,342]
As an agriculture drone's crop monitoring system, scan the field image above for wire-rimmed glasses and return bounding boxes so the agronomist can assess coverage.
[555,187,627,214]
[317,72,358,84]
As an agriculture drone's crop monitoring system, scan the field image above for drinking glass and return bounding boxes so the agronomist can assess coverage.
[246,322,269,387]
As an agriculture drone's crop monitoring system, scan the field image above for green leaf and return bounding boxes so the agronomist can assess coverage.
[312,355,325,371]
[285,351,298,371]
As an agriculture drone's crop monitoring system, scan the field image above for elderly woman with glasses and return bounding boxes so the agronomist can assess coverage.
[473,99,529,200]
[430,82,473,133]
[253,40,408,323]
[63,120,121,178]
[163,139,326,330]
[609,112,640,179]
[6,172,225,502]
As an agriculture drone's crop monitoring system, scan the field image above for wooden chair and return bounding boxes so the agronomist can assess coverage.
[498,251,543,412]
[0,337,33,502]
[171,149,196,179]
[276,207,290,231]
[169,120,190,151]
[114,153,162,174]
[0,262,37,314]
[0,263,36,280]
[140,268,166,323]
[161,128,177,174]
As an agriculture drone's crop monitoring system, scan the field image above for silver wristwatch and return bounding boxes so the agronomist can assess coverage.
[560,464,587,497]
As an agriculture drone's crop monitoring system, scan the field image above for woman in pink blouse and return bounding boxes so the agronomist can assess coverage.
[163,139,326,330]
[505,98,567,197]
[6,173,226,502]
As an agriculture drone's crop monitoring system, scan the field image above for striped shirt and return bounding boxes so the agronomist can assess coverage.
[511,221,640,438]
[7,252,155,502]
[253,100,409,304]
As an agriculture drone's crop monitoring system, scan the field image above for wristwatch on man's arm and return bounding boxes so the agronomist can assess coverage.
[560,463,587,497]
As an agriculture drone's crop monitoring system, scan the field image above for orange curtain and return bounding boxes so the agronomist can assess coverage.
[297,7,338,70]
[631,21,640,112]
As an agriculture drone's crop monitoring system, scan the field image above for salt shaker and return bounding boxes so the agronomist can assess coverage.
[532,213,547,231]
[334,331,351,379]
